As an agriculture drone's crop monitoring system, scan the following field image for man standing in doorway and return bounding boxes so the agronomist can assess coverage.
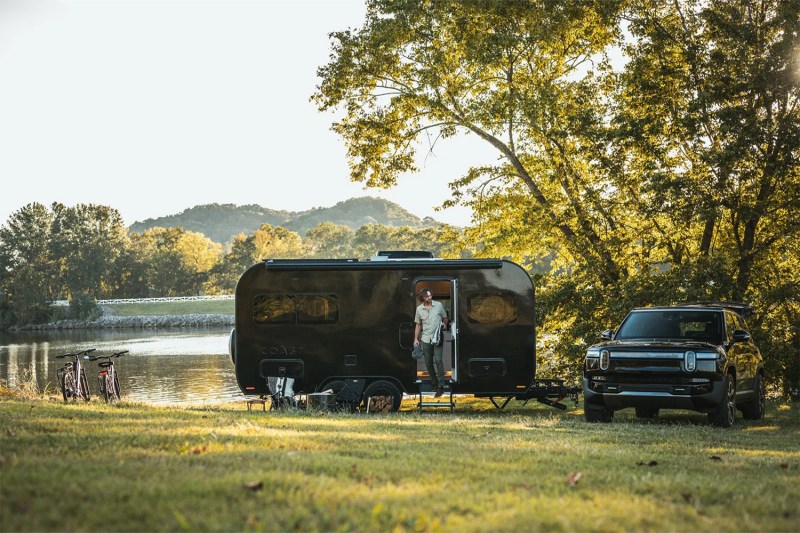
[413,287,449,397]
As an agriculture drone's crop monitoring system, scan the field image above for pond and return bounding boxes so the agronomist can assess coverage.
[0,328,242,405]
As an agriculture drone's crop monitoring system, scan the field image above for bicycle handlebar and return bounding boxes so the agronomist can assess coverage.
[86,350,129,361]
[54,348,96,360]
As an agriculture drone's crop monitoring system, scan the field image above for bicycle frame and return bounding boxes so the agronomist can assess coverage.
[54,348,96,403]
[87,350,127,402]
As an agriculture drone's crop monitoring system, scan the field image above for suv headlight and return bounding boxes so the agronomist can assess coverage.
[585,348,599,370]
[685,350,696,372]
[600,349,610,371]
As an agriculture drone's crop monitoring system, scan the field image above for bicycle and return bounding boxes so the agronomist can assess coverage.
[55,348,96,403]
[86,350,128,402]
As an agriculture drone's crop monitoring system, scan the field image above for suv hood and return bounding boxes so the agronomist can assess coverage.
[591,340,720,351]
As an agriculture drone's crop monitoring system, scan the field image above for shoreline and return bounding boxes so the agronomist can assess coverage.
[9,314,235,331]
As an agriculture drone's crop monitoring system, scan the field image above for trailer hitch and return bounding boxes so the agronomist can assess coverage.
[522,379,580,411]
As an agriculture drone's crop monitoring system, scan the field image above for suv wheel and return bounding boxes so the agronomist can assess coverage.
[740,373,765,420]
[709,374,736,428]
[584,401,614,423]
[635,407,659,419]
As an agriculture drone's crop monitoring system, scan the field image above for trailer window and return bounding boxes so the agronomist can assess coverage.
[253,295,295,323]
[466,292,517,324]
[253,294,339,324]
[297,295,339,324]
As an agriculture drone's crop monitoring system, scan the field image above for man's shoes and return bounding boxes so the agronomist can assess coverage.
[434,387,444,398]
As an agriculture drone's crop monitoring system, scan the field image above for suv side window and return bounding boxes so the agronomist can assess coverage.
[724,311,740,341]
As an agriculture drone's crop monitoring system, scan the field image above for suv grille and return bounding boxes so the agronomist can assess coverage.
[606,374,686,385]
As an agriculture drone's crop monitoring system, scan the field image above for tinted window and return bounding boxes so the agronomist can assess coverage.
[724,311,748,340]
[253,294,339,324]
[254,295,295,324]
[467,292,517,324]
[616,310,723,342]
[297,295,339,323]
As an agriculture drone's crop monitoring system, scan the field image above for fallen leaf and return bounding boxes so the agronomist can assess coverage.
[681,492,694,503]
[243,481,263,491]
[637,460,658,467]
[566,472,583,487]
[191,445,207,455]
[710,456,722,462]
[779,463,789,469]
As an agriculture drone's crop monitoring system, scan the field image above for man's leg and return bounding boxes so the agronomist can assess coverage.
[433,344,445,392]
[422,341,438,389]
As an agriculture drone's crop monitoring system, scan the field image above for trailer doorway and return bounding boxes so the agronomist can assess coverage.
[413,278,459,386]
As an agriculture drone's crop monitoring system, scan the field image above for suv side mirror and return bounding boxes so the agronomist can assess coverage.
[731,330,751,343]
[600,329,615,341]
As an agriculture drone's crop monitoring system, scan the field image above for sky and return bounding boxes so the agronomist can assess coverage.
[0,0,495,228]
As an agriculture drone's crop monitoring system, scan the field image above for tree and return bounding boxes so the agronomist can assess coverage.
[315,0,800,390]
[614,0,800,391]
[304,222,355,258]
[211,225,305,293]
[618,0,800,297]
[0,203,56,324]
[129,227,222,297]
[49,203,130,300]
[314,0,626,284]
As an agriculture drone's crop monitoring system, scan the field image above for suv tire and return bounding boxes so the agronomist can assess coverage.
[584,402,614,423]
[740,373,765,420]
[709,374,736,428]
[635,407,659,419]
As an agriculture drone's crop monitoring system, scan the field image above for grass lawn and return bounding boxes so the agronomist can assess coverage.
[1,391,798,533]
[100,299,234,317]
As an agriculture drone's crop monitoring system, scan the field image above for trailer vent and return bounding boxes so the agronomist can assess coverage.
[372,250,434,260]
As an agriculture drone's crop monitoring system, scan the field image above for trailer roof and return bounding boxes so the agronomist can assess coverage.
[261,258,505,271]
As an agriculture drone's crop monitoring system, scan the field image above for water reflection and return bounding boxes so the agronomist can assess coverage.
[0,328,242,405]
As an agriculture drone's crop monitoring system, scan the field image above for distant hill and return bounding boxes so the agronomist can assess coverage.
[129,197,439,244]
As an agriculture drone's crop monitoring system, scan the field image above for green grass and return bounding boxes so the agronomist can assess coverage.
[0,394,798,533]
[101,299,234,317]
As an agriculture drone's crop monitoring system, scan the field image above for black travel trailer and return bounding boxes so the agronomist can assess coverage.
[229,252,577,412]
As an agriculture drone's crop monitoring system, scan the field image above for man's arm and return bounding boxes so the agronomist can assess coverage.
[414,322,421,346]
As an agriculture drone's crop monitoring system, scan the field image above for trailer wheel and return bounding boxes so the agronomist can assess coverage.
[323,379,357,412]
[362,380,402,412]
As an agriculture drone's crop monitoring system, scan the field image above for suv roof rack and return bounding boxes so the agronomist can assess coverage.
[682,301,754,317]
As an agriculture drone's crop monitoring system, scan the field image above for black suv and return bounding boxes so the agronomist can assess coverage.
[583,303,765,427]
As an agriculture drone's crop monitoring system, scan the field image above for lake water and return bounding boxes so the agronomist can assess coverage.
[0,328,243,405]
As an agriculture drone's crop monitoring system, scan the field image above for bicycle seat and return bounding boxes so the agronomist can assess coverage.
[98,361,113,368]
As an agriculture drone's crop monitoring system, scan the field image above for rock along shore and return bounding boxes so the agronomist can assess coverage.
[10,314,235,331]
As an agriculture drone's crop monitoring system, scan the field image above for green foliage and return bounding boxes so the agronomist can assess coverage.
[314,0,800,394]
[0,203,57,324]
[49,203,131,300]
[66,291,101,321]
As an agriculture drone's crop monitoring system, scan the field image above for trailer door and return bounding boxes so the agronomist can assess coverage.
[412,278,459,385]
[450,278,459,383]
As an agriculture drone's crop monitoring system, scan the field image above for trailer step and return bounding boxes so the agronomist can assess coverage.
[417,389,455,413]
[417,400,455,413]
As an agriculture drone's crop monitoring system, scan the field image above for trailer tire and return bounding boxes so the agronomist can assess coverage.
[323,379,357,412]
[363,380,402,412]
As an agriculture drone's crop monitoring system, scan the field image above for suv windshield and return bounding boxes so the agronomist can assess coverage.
[616,310,723,343]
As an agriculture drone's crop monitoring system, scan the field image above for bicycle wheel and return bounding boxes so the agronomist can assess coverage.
[58,369,72,403]
[99,373,110,402]
[79,368,91,401]
[112,373,121,401]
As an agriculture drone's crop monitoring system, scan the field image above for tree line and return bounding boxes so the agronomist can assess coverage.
[0,201,460,325]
